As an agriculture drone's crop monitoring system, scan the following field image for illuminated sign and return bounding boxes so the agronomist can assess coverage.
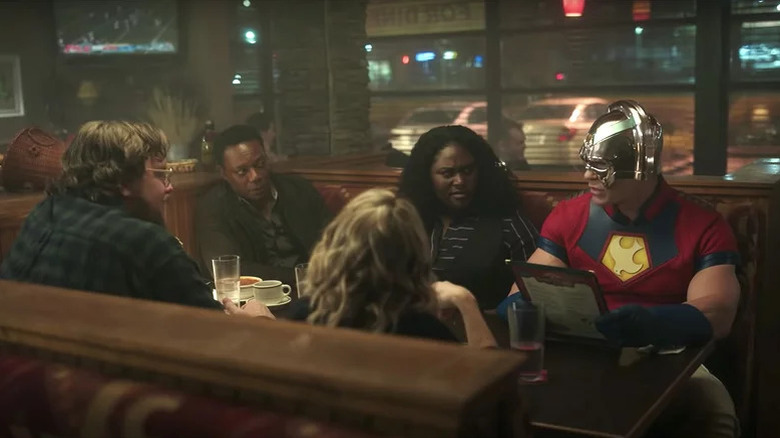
[366,0,484,37]
[415,51,435,62]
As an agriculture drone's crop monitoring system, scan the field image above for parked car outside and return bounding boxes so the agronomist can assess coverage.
[389,102,488,154]
[732,119,780,146]
[515,97,610,166]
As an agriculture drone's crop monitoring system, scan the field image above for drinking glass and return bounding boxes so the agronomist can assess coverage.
[294,263,309,298]
[212,255,240,305]
[508,301,546,382]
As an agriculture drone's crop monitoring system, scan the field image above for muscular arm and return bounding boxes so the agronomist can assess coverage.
[529,247,740,339]
[685,264,740,339]
[527,247,568,268]
[505,248,568,296]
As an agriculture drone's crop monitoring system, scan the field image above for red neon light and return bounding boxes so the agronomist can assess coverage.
[401,55,410,64]
[632,0,651,21]
[563,0,585,17]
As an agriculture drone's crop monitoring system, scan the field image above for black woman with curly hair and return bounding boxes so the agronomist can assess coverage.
[397,125,538,310]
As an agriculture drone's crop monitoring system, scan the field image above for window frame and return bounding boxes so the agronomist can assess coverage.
[253,0,772,176]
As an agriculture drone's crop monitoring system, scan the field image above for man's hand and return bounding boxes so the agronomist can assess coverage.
[595,305,656,347]
[222,298,276,320]
[595,304,713,347]
[495,292,525,322]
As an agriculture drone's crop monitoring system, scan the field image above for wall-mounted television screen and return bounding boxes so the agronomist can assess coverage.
[54,0,179,55]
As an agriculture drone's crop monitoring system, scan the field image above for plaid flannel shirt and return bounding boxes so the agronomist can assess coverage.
[0,194,220,310]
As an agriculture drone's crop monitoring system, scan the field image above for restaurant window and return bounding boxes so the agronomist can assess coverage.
[499,0,696,174]
[367,0,486,151]
[728,1,780,175]
[501,24,696,88]
[366,0,485,36]
[366,36,486,91]
[468,106,486,123]
[230,0,264,96]
[732,20,780,81]
[731,0,780,15]
[371,95,486,152]
[728,92,780,173]
[502,93,694,173]
[232,97,263,125]
[499,0,696,30]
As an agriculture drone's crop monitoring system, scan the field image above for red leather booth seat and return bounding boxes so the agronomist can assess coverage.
[0,354,370,438]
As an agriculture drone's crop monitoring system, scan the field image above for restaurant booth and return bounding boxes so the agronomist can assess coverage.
[1,153,779,437]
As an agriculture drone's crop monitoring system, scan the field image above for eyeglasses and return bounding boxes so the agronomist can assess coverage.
[147,167,173,187]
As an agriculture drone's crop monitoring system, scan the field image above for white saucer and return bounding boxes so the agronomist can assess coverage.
[259,295,292,307]
[212,289,254,302]
[240,288,255,301]
[213,290,291,307]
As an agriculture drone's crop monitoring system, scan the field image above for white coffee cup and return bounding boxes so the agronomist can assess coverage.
[253,280,291,304]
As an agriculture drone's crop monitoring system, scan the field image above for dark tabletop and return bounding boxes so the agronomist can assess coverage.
[484,313,714,438]
[272,302,713,437]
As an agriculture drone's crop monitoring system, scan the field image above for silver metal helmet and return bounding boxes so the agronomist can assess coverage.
[579,100,663,188]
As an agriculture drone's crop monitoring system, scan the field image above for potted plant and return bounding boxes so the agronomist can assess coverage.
[146,87,200,162]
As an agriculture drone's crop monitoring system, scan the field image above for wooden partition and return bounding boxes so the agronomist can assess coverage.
[1,153,779,437]
[0,155,385,262]
[0,172,219,261]
[0,279,527,437]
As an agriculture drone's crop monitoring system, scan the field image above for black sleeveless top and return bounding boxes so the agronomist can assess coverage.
[431,214,537,309]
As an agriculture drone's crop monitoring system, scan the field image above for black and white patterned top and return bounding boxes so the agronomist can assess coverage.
[431,210,538,268]
[430,210,538,308]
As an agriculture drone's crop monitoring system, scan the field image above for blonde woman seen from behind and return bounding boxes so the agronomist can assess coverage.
[287,189,496,348]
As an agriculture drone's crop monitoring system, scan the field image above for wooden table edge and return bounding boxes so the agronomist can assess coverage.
[528,341,715,438]
[530,421,624,438]
[625,340,716,438]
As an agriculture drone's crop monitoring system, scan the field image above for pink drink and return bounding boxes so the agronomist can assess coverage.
[511,341,545,381]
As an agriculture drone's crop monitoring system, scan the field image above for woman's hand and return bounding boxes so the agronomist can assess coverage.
[223,298,276,319]
[432,281,476,310]
[432,281,497,348]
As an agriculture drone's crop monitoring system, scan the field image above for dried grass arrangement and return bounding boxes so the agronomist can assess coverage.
[146,87,200,161]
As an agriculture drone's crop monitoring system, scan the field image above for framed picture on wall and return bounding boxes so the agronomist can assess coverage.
[0,55,24,118]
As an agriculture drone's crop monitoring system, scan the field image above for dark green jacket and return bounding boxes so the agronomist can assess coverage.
[195,173,331,285]
[0,194,220,310]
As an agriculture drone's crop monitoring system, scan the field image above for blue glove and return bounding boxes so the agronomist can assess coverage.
[595,304,713,347]
[495,293,526,322]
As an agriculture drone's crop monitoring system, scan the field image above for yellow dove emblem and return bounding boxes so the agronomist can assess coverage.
[601,235,650,282]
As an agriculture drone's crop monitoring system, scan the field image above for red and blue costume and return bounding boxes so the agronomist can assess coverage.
[538,179,739,311]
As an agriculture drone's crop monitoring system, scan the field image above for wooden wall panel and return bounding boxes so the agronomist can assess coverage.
[0,172,219,265]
